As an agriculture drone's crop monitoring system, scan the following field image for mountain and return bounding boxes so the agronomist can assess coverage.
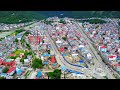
[0,11,46,24]
[0,11,120,24]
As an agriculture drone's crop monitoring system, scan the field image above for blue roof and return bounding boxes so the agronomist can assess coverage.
[1,73,6,76]
[43,62,49,65]
[17,70,23,75]
[42,54,51,57]
[79,60,84,63]
[37,71,42,78]
[61,66,66,71]
[117,57,120,60]
[62,54,67,57]
[6,59,11,62]
[52,63,57,66]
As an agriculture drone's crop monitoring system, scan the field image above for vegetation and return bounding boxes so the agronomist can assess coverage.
[44,20,53,25]
[25,70,30,78]
[20,58,24,63]
[2,67,9,73]
[1,11,120,24]
[24,31,30,36]
[14,38,18,42]
[62,37,67,41]
[0,77,6,79]
[59,19,66,24]
[80,19,106,24]
[0,11,46,24]
[32,58,43,69]
[47,50,50,54]
[48,69,61,79]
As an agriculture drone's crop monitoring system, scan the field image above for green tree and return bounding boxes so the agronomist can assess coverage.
[48,69,61,79]
[20,58,24,63]
[0,77,6,79]
[59,19,66,24]
[32,62,39,69]
[2,67,9,73]
[32,58,43,69]
[62,37,67,41]
[14,38,18,42]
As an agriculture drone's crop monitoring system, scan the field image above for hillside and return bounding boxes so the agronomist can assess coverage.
[0,11,46,24]
[0,11,120,24]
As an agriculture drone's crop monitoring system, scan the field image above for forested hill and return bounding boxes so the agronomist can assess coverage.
[0,11,120,24]
[0,11,46,24]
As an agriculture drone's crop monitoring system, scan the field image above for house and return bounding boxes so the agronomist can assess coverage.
[109,55,117,61]
[42,53,51,57]
[98,45,107,52]
[50,56,56,63]
[36,71,42,79]
[0,73,7,77]
[79,45,84,51]
[7,67,16,76]
[43,62,49,65]
[9,54,16,57]
[61,66,66,71]
[24,59,30,64]
[59,47,64,52]
[16,68,23,76]
[117,56,120,61]
[87,53,92,59]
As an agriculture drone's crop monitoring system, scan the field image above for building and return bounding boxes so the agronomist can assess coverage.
[16,68,23,76]
[7,67,16,76]
[99,46,107,52]
[50,56,56,63]
[109,55,117,61]
[36,71,42,79]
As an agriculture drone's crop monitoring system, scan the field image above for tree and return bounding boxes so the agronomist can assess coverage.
[32,58,43,69]
[32,62,39,69]
[0,77,6,79]
[2,67,9,73]
[14,38,18,42]
[47,69,61,79]
[59,19,66,24]
[62,37,67,41]
[20,58,24,63]
[47,50,50,54]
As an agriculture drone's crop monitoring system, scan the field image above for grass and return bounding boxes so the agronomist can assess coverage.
[25,70,30,78]
[13,50,25,56]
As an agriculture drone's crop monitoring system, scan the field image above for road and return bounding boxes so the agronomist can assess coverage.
[43,26,106,79]
[74,21,115,79]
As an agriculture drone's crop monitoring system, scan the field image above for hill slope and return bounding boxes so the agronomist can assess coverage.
[0,11,46,24]
[0,11,120,24]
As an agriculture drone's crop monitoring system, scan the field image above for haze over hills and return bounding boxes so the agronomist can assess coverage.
[0,11,120,24]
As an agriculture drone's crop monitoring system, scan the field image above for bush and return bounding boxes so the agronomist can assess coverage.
[59,19,66,24]
[2,67,9,73]
[20,58,24,63]
[14,38,18,42]
[32,58,43,69]
[48,69,61,79]
[62,37,67,41]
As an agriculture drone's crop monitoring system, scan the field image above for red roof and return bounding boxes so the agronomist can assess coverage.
[0,61,3,65]
[59,47,64,52]
[101,46,107,48]
[51,56,56,63]
[7,67,16,73]
[9,54,16,57]
[109,55,117,58]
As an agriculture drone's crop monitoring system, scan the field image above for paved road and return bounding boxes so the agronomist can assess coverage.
[74,21,115,79]
[43,26,105,79]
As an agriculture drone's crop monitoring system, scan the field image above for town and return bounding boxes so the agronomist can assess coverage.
[0,17,120,79]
